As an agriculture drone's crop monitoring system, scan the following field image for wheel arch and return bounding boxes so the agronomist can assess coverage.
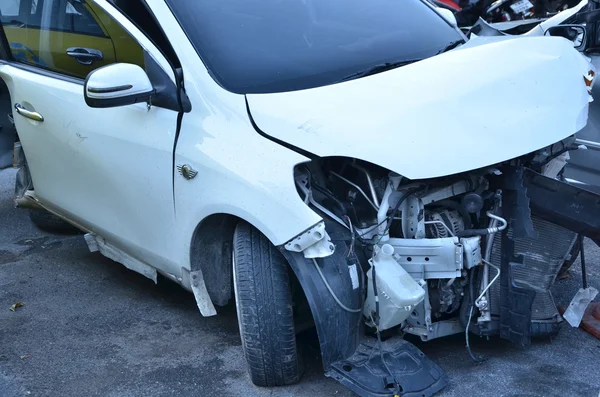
[189,213,363,373]
[188,210,312,305]
[189,212,240,307]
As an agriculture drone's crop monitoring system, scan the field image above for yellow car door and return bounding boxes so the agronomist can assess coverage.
[1,0,115,79]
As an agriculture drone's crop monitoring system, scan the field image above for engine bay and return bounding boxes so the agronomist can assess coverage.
[293,136,580,348]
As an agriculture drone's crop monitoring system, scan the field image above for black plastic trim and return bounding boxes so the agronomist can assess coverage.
[143,51,187,113]
[328,338,447,397]
[279,220,363,370]
[524,167,600,244]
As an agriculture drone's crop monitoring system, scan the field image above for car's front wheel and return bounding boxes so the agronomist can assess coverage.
[232,221,301,387]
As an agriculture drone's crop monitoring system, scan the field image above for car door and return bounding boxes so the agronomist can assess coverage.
[0,0,181,274]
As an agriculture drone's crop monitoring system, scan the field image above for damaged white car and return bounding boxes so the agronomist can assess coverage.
[1,0,599,395]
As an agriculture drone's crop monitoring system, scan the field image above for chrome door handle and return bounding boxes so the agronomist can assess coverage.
[14,104,44,122]
[66,47,103,65]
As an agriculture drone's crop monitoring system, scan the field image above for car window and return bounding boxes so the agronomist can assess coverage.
[108,0,181,69]
[166,0,464,94]
[0,0,145,79]
[1,0,102,34]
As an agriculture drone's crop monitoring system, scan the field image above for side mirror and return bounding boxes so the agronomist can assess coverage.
[545,24,587,51]
[437,8,458,27]
[84,63,155,108]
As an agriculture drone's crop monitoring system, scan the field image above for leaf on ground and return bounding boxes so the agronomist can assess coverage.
[9,302,24,312]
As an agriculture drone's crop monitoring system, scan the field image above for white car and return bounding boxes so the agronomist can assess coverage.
[0,0,598,395]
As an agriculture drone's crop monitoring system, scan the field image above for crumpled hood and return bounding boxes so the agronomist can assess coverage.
[246,36,593,180]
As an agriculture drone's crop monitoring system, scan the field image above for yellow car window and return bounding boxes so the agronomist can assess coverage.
[0,0,144,80]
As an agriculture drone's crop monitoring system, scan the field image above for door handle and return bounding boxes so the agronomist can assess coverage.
[66,47,103,65]
[15,104,44,122]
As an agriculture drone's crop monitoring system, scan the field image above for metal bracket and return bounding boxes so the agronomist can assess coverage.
[284,221,335,258]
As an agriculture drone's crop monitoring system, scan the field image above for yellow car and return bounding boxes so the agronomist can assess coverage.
[1,0,143,79]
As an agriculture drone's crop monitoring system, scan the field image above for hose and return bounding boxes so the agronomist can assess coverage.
[330,171,379,211]
[541,144,582,166]
[456,212,507,237]
[312,258,362,313]
[371,254,401,396]
[463,266,487,363]
[312,183,347,216]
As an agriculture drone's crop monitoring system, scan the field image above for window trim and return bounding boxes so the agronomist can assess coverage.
[106,0,181,71]
[3,24,108,38]
[91,0,176,83]
[0,58,85,85]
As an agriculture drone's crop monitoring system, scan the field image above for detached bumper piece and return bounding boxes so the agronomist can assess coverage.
[326,338,446,397]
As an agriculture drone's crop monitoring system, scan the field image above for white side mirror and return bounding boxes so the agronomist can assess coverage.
[84,63,155,108]
[437,8,458,27]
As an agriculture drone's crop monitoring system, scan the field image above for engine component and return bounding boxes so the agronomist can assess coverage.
[348,163,380,207]
[402,196,425,239]
[425,209,464,238]
[462,192,484,213]
[462,236,482,269]
[330,171,378,210]
[429,278,465,317]
[363,244,425,331]
[405,296,465,341]
[376,173,403,242]
[386,237,463,279]
[389,179,473,207]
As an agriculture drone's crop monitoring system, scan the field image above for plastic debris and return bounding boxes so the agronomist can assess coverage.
[9,302,24,312]
[562,287,598,328]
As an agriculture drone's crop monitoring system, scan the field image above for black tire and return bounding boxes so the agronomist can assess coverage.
[29,209,81,234]
[232,221,301,387]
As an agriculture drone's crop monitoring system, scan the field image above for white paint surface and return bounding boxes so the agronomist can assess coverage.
[247,36,592,180]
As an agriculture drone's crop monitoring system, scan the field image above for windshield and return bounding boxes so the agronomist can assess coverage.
[165,0,463,94]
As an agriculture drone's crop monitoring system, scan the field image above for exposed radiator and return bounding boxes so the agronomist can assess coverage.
[490,216,577,322]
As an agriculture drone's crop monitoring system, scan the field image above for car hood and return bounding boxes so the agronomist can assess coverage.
[246,36,593,180]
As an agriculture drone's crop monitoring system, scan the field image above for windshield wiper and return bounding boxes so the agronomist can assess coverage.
[437,40,465,54]
[336,60,420,83]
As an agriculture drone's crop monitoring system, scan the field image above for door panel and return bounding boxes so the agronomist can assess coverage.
[0,63,179,268]
[0,0,181,273]
[0,78,15,169]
